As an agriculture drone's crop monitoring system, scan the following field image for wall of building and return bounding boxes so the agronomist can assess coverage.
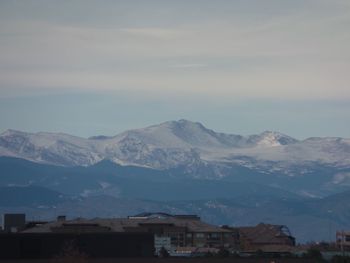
[0,233,154,259]
[2,214,25,233]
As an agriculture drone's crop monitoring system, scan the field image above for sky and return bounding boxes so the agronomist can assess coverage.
[0,0,349,139]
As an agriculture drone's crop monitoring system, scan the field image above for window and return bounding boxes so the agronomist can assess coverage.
[195,233,205,238]
[194,242,205,248]
[208,233,220,241]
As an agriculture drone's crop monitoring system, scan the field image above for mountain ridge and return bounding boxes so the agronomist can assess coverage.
[0,120,349,180]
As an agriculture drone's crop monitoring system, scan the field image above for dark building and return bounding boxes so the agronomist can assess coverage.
[0,232,154,259]
[22,213,240,254]
[2,213,25,233]
[1,213,296,258]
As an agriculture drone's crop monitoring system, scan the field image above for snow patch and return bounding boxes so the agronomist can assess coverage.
[333,172,350,185]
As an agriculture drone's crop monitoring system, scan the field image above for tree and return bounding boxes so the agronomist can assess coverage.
[302,248,326,263]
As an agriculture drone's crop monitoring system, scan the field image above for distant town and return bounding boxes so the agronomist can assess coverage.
[1,212,350,262]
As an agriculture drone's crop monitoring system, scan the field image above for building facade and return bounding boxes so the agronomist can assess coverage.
[7,213,296,257]
[336,231,350,250]
[21,213,240,254]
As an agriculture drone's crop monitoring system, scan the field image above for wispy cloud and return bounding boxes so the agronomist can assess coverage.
[0,0,349,138]
[0,0,349,99]
[119,27,187,40]
[169,64,207,69]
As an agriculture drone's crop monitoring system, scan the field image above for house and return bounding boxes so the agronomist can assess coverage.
[238,223,295,253]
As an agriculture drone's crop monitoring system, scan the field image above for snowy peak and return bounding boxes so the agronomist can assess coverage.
[88,135,112,140]
[163,119,209,133]
[253,131,299,147]
[1,129,19,135]
[157,119,227,148]
[115,119,232,149]
[1,129,29,137]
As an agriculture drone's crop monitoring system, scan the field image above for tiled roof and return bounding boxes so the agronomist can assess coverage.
[239,223,293,244]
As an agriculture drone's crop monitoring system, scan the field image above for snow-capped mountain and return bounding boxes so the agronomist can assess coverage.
[1,120,350,242]
[0,129,103,166]
[0,120,349,175]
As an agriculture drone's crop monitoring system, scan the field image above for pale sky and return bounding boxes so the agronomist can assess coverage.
[0,0,349,138]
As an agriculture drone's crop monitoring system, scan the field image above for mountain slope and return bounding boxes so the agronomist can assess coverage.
[0,129,103,166]
[0,157,302,200]
[0,185,66,207]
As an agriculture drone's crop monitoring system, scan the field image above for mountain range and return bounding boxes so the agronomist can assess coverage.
[1,119,349,197]
[1,120,349,168]
[0,120,350,242]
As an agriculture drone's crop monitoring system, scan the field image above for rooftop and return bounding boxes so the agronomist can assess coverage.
[22,214,230,234]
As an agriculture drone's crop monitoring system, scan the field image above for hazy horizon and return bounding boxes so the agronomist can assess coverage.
[0,0,349,139]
